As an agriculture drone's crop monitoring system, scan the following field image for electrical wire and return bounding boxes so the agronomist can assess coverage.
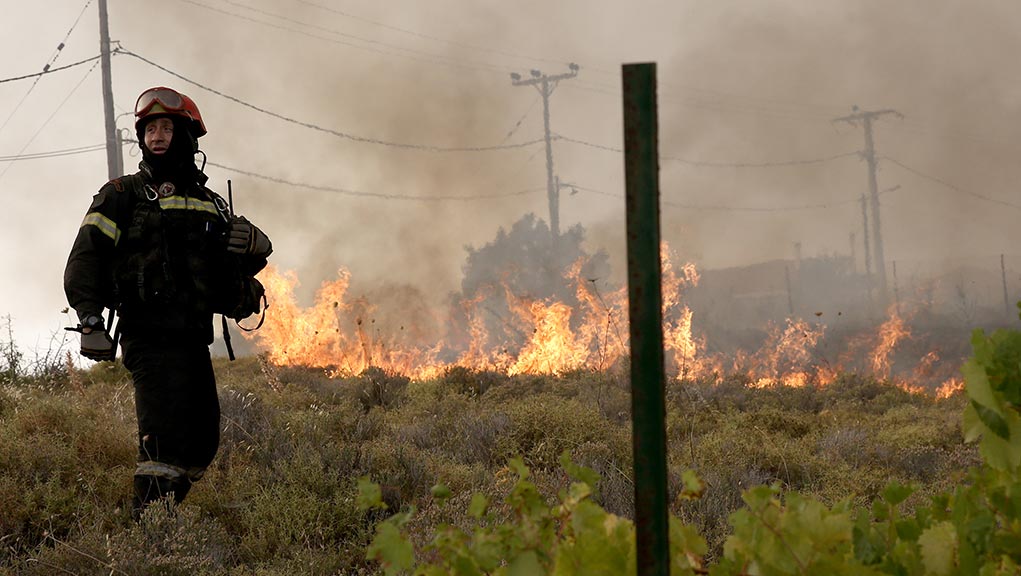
[292,0,570,67]
[0,0,94,135]
[293,0,850,121]
[555,133,860,168]
[52,0,95,62]
[881,155,1021,211]
[206,159,546,201]
[173,0,515,76]
[0,55,102,86]
[219,0,514,74]
[500,95,539,144]
[569,184,866,212]
[116,47,545,153]
[0,143,106,162]
[0,60,101,182]
[182,0,846,125]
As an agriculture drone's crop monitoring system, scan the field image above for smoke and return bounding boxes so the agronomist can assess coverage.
[4,0,1021,358]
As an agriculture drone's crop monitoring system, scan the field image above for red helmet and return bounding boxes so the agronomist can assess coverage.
[134,86,207,138]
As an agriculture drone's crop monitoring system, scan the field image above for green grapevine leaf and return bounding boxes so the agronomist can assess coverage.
[964,333,1001,408]
[555,481,592,518]
[559,451,600,495]
[975,408,1021,471]
[741,484,778,511]
[894,518,922,541]
[918,521,957,576]
[882,482,915,507]
[508,457,530,481]
[449,554,482,576]
[357,476,385,511]
[468,493,489,519]
[679,469,705,501]
[557,500,635,576]
[971,400,1010,440]
[871,499,890,522]
[853,510,884,565]
[506,550,544,576]
[669,516,707,574]
[991,332,1021,405]
[471,532,505,572]
[367,522,415,575]
[963,402,984,443]
[431,483,452,506]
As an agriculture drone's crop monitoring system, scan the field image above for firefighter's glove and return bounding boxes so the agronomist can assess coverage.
[79,315,115,361]
[227,216,272,257]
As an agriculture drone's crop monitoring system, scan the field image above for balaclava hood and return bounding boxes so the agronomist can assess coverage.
[138,116,202,188]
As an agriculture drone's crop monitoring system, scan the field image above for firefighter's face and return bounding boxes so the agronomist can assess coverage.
[143,117,174,155]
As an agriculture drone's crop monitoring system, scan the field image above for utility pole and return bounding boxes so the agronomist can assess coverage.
[849,232,856,272]
[1002,254,1011,316]
[98,0,121,179]
[860,193,872,294]
[835,107,902,308]
[511,64,579,244]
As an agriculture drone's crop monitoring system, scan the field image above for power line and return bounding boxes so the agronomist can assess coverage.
[170,1,901,132]
[294,0,849,121]
[116,47,545,153]
[292,0,570,68]
[205,159,546,201]
[0,143,106,162]
[881,155,1021,211]
[124,136,546,201]
[0,55,102,85]
[0,59,101,182]
[183,0,845,127]
[0,0,95,136]
[219,0,513,75]
[570,184,868,213]
[565,78,841,124]
[173,0,515,76]
[555,133,860,168]
[501,95,539,144]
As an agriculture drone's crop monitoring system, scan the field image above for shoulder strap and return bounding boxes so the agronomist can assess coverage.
[199,185,232,221]
[107,173,151,203]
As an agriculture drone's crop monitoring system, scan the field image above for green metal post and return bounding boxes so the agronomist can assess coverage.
[623,62,669,575]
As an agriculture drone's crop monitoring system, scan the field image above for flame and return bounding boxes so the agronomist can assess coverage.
[251,266,445,379]
[869,305,910,380]
[507,301,587,376]
[661,246,717,379]
[935,377,964,400]
[742,318,825,387]
[246,249,964,399]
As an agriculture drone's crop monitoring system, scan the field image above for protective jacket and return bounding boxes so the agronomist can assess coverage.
[64,161,269,344]
[65,158,271,514]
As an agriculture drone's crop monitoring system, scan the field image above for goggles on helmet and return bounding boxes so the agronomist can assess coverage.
[135,87,186,117]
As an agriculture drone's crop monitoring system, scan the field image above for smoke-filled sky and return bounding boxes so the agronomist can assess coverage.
[1,0,1019,360]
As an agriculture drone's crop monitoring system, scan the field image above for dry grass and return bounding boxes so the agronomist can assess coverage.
[0,353,974,572]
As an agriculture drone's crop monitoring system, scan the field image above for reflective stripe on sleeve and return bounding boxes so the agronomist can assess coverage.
[81,212,121,244]
[158,196,220,216]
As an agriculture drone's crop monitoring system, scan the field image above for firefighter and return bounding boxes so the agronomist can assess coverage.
[63,86,272,517]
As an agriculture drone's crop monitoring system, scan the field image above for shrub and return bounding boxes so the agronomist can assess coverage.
[107,500,233,575]
[352,367,409,412]
[437,365,508,398]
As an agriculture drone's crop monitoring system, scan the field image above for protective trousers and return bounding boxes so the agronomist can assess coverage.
[121,334,220,516]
